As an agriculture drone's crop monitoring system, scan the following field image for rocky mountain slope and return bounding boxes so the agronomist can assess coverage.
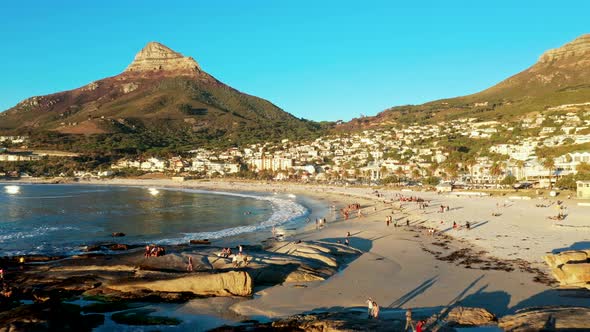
[345,33,590,129]
[0,42,323,152]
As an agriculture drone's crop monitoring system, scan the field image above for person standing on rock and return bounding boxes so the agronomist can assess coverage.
[366,297,374,318]
[187,256,193,272]
[405,308,414,331]
[372,301,379,319]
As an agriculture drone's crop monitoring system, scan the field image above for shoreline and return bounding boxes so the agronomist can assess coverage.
[1,178,590,329]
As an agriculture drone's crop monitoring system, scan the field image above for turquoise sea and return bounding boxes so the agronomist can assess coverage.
[0,184,308,256]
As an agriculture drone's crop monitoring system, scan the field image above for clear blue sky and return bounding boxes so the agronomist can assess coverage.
[0,1,588,121]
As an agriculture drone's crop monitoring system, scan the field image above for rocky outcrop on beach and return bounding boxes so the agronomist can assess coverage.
[544,250,590,289]
[209,306,590,332]
[106,271,253,297]
[210,306,497,332]
[436,306,496,327]
[1,240,359,304]
[0,302,105,332]
[210,310,399,332]
[498,307,590,331]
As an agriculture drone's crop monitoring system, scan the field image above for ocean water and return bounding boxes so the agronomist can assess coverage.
[0,184,308,256]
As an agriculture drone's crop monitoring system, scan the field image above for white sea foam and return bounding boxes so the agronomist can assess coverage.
[0,225,78,241]
[150,188,309,244]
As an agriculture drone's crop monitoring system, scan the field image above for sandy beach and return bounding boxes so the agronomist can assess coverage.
[26,177,579,321]
[3,177,589,330]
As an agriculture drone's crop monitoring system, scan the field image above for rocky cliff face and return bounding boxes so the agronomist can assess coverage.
[125,42,200,74]
[539,34,590,64]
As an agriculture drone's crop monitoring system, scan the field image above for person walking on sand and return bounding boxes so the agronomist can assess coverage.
[416,319,425,332]
[405,308,414,331]
[372,301,379,319]
[366,297,374,318]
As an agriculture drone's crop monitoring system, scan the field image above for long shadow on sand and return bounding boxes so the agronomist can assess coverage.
[470,220,489,230]
[551,241,590,253]
[321,237,373,252]
[387,275,438,308]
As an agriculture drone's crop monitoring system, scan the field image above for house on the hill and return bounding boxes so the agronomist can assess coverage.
[436,182,453,193]
[577,180,590,199]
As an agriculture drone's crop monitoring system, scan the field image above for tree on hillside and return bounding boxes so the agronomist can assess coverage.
[444,163,459,181]
[576,162,590,181]
[394,167,405,182]
[490,163,503,184]
[411,168,421,181]
[542,157,556,189]
[428,162,439,177]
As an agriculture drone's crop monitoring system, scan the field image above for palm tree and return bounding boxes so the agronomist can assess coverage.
[395,167,405,184]
[380,166,388,179]
[542,157,556,189]
[442,162,458,181]
[411,168,421,181]
[515,160,526,181]
[490,163,503,184]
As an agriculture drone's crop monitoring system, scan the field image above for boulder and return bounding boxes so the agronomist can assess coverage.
[544,250,590,268]
[441,306,496,326]
[109,244,129,251]
[189,239,211,245]
[543,250,590,287]
[560,263,590,285]
[499,307,590,331]
[139,253,210,272]
[267,241,355,268]
[107,271,253,297]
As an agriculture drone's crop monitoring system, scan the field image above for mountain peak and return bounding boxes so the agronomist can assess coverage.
[539,33,590,63]
[125,41,201,74]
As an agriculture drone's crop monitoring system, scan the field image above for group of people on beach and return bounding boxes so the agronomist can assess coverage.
[144,245,166,257]
[218,247,233,258]
[396,194,424,203]
[404,309,426,332]
[365,299,426,331]
[341,203,362,220]
[439,205,450,213]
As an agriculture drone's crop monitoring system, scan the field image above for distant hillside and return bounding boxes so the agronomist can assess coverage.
[344,34,590,129]
[0,42,326,153]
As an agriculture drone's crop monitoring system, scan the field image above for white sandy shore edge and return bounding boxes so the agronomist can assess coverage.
[4,178,589,319]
